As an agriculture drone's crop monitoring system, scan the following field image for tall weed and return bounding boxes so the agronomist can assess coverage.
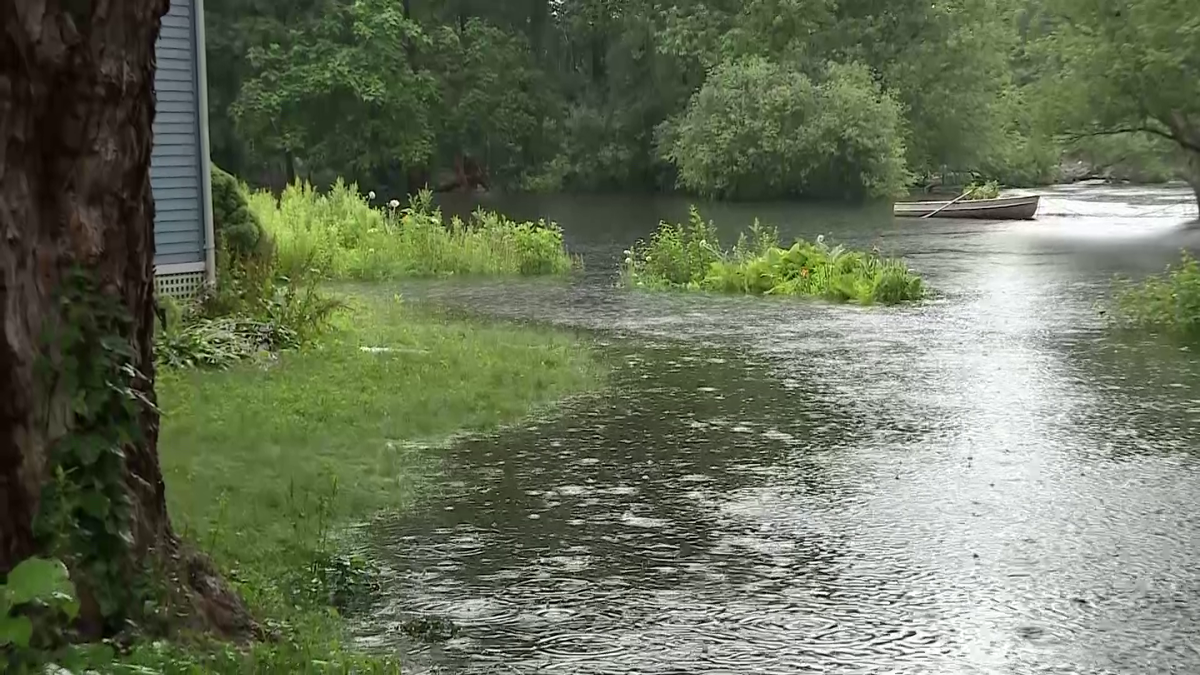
[620,207,722,287]
[1112,251,1200,335]
[252,182,575,280]
[623,208,924,305]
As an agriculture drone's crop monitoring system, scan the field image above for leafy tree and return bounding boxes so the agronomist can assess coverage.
[201,0,1191,199]
[425,19,549,181]
[204,0,335,179]
[1039,0,1200,207]
[660,58,909,200]
[830,0,1025,180]
[232,0,438,184]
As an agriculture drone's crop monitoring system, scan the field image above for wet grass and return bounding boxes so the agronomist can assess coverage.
[110,292,603,672]
[622,208,924,305]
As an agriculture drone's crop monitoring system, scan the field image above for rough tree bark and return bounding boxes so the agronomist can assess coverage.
[1165,112,1200,217]
[1,0,253,638]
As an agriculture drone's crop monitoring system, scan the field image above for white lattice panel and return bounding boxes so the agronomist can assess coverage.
[155,271,205,299]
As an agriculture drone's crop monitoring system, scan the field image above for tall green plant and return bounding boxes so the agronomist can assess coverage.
[1112,252,1200,335]
[253,179,576,279]
[622,207,721,287]
[158,170,341,372]
[231,0,438,178]
[623,209,924,304]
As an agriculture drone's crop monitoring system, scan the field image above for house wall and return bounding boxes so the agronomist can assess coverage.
[151,0,213,292]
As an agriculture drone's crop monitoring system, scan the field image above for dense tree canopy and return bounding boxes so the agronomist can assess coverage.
[204,0,1197,202]
[1036,0,1199,203]
[662,59,909,199]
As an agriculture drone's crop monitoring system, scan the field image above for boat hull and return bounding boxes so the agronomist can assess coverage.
[893,195,1040,220]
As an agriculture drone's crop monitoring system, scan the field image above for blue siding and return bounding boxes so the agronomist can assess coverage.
[151,0,207,267]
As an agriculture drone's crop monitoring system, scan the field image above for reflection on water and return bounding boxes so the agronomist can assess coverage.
[356,185,1200,674]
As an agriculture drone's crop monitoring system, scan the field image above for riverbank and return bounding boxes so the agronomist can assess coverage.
[119,292,603,671]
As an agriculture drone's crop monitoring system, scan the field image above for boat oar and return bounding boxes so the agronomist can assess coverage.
[921,186,977,219]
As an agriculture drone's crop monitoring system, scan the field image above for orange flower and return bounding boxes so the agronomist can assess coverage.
[801,267,809,278]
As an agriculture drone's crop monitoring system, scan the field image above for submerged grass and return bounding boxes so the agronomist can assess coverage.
[250,183,575,281]
[1111,251,1200,335]
[622,207,924,304]
[107,292,603,672]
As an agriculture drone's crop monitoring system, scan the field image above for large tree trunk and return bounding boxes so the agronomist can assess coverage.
[1,0,252,639]
[1166,113,1200,218]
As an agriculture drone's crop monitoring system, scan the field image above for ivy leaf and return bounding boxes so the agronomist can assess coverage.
[1,557,80,627]
[78,491,113,520]
[0,614,33,648]
[4,558,75,610]
[60,434,104,467]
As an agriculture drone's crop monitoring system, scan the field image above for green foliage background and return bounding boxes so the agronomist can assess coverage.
[207,0,1199,200]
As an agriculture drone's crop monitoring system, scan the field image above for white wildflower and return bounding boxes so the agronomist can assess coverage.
[367,190,376,200]
[389,199,401,209]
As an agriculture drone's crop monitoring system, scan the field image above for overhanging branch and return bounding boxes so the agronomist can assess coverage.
[1061,126,1200,154]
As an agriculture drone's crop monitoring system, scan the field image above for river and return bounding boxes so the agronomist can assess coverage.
[356,184,1200,674]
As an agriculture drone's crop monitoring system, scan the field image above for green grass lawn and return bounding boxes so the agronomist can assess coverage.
[116,292,603,673]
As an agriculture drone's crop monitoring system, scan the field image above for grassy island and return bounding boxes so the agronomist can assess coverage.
[622,208,924,304]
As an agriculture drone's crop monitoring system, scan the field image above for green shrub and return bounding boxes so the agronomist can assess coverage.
[623,207,924,305]
[251,182,575,280]
[201,168,334,325]
[156,281,342,371]
[1112,251,1200,334]
[619,208,723,287]
[210,165,271,263]
[154,168,345,371]
[155,230,340,372]
[658,59,911,200]
[965,180,1002,200]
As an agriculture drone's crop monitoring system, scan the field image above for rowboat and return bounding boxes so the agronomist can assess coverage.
[893,195,1040,220]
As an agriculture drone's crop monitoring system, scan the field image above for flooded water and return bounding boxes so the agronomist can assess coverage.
[357,185,1200,674]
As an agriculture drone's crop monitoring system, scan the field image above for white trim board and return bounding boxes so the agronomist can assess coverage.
[155,262,207,275]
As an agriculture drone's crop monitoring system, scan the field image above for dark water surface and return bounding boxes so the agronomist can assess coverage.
[357,185,1200,674]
